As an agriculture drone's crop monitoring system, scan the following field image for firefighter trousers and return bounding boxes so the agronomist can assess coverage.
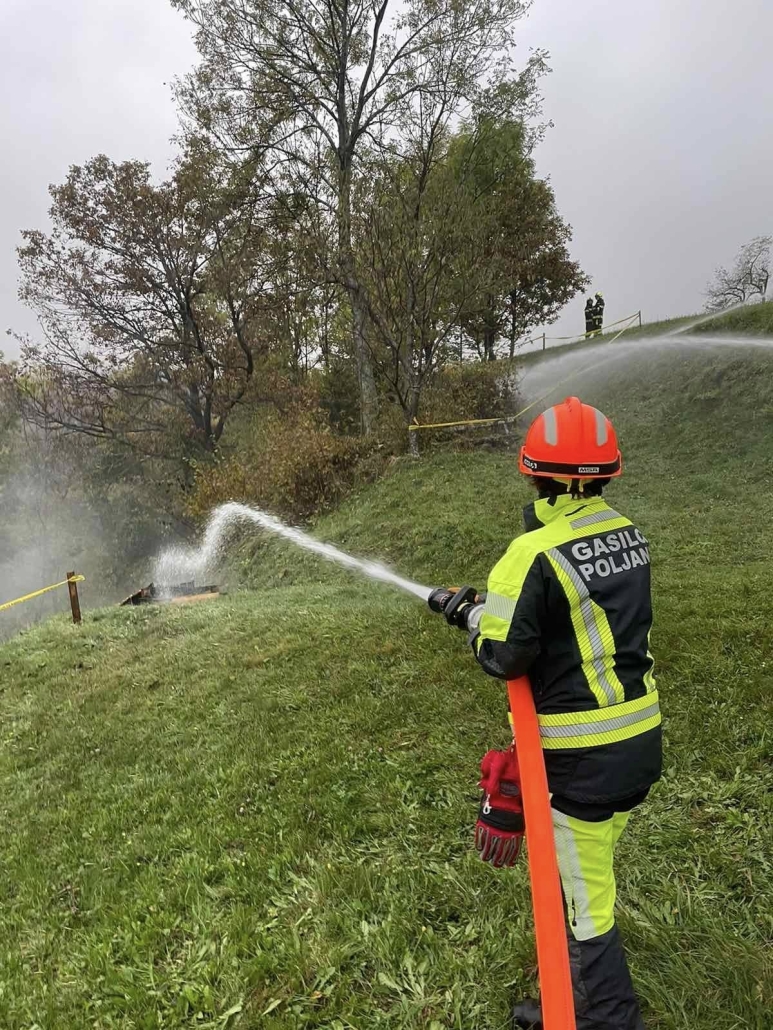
[551,805,646,1030]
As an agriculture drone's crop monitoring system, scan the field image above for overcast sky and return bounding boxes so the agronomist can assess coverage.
[1,0,771,356]
[0,0,196,356]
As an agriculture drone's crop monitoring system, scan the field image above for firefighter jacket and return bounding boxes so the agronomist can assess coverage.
[472,493,662,804]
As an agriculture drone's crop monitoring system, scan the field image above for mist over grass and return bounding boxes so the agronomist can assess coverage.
[3,322,773,1028]
[0,438,179,641]
[0,463,103,639]
[2,341,773,1028]
[687,298,773,336]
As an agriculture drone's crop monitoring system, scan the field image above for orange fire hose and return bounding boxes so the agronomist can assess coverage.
[508,676,577,1030]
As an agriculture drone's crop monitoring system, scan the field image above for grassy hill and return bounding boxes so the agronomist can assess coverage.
[686,298,773,336]
[521,298,773,369]
[2,339,773,1028]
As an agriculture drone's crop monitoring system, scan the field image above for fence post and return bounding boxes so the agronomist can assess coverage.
[66,571,82,625]
[638,310,642,327]
[542,333,546,351]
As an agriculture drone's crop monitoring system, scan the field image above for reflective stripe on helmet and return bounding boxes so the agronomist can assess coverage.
[592,407,608,446]
[542,405,559,445]
[519,453,622,478]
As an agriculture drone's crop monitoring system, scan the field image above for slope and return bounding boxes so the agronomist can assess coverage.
[686,298,773,336]
[1,337,772,1029]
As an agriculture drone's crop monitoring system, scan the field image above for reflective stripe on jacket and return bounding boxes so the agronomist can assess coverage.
[472,493,662,803]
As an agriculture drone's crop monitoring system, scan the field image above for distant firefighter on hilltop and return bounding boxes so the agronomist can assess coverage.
[584,296,596,337]
[593,291,606,334]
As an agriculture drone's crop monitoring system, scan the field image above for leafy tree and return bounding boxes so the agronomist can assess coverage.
[351,108,584,452]
[13,149,282,457]
[450,117,588,360]
[705,235,772,311]
[172,0,540,432]
[354,122,490,450]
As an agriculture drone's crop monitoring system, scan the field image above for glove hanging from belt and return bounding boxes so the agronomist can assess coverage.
[475,746,525,868]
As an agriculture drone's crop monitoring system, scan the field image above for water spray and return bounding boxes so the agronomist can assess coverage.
[666,298,758,336]
[155,501,432,602]
[155,308,773,606]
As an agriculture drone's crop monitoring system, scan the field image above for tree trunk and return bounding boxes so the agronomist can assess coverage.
[338,161,378,434]
[407,381,421,458]
[352,294,379,433]
[509,290,518,359]
[484,324,497,362]
[483,299,497,361]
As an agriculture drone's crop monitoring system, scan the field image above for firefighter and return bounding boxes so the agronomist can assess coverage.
[429,397,661,1030]
[593,291,606,334]
[584,297,596,337]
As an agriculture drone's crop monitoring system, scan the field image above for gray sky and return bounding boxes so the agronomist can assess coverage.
[518,0,773,337]
[0,0,195,356]
[1,0,771,356]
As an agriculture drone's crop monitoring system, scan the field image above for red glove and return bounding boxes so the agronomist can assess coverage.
[475,746,525,868]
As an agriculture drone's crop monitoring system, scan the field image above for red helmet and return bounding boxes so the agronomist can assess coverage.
[519,396,622,480]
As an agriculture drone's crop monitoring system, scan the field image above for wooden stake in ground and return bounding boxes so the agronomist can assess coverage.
[66,571,82,625]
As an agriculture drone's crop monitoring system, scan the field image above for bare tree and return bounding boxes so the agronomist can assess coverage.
[705,235,772,311]
[172,0,537,433]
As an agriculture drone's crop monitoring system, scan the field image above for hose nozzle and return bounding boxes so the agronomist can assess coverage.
[428,585,478,616]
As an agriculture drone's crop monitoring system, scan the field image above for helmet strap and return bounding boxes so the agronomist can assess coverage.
[570,478,582,499]
[533,477,567,501]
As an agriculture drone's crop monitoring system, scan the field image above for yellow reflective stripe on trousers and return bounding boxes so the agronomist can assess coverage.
[552,809,628,941]
[643,653,657,693]
[552,810,598,940]
[546,548,626,707]
[538,691,661,749]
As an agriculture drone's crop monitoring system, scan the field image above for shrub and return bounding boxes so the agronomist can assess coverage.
[413,360,521,451]
[188,407,382,522]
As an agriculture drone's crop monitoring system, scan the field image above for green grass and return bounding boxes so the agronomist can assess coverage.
[518,313,698,368]
[687,299,773,336]
[2,342,773,1028]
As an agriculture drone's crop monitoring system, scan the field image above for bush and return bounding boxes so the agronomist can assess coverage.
[188,407,383,521]
[413,360,521,451]
[189,359,522,520]
[422,360,519,422]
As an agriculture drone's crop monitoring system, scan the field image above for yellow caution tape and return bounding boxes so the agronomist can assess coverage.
[521,310,641,348]
[410,317,637,432]
[408,414,504,431]
[0,575,85,614]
